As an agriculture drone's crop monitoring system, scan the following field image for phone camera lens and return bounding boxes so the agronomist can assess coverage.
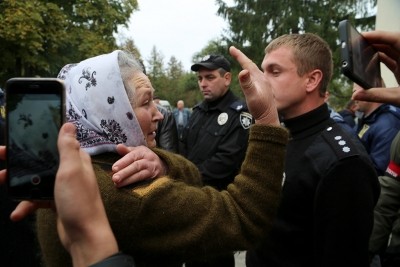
[31,175,41,185]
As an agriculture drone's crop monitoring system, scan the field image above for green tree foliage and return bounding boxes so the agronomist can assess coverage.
[119,38,144,67]
[166,56,184,80]
[216,0,377,109]
[0,0,138,84]
[147,46,165,79]
[146,46,200,107]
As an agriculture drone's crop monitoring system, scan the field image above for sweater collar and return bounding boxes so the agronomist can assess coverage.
[282,103,331,139]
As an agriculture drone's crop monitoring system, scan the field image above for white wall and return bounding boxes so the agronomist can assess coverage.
[376,0,400,87]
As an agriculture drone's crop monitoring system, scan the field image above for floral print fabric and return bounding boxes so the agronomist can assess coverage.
[58,50,146,155]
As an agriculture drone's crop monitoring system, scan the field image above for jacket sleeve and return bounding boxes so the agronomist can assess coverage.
[368,123,400,176]
[110,125,288,261]
[152,147,203,186]
[156,108,179,153]
[368,176,400,255]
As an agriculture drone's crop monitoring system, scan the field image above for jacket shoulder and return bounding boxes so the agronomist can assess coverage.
[320,124,363,160]
[229,99,248,112]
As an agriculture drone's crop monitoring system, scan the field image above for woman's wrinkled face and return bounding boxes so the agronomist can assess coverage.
[127,72,163,148]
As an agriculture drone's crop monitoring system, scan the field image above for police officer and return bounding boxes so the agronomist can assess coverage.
[182,55,252,191]
[183,55,252,267]
[244,33,379,267]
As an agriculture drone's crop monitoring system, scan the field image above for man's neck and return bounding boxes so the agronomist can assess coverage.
[364,103,383,117]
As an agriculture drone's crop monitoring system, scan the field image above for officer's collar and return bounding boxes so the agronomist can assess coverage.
[282,103,331,139]
[201,89,234,111]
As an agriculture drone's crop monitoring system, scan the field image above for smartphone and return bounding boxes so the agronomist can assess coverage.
[5,78,65,200]
[339,19,382,89]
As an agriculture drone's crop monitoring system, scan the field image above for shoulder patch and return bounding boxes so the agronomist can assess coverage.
[321,125,360,160]
[230,100,247,112]
[240,112,253,129]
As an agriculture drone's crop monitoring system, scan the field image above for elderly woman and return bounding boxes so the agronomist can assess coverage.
[36,50,288,267]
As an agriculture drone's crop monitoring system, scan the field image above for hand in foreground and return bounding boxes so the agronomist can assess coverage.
[112,144,167,188]
[229,46,280,126]
[54,123,118,267]
[0,123,118,266]
[362,30,400,85]
[0,160,53,221]
[352,31,400,107]
[352,86,400,107]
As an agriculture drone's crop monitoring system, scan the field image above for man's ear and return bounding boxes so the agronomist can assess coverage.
[305,69,323,93]
[224,72,232,86]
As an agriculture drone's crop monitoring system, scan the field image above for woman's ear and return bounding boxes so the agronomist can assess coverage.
[305,69,323,93]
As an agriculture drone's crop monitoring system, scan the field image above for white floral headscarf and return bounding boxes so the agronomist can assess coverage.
[58,50,146,155]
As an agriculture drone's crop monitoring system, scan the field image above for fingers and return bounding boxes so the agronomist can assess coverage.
[0,169,5,185]
[229,46,259,71]
[353,87,400,106]
[114,169,154,188]
[229,46,279,126]
[0,146,5,160]
[112,158,156,186]
[112,146,162,186]
[58,123,80,161]
[115,144,131,156]
[363,31,400,49]
[112,145,137,172]
[229,46,262,97]
[10,201,52,221]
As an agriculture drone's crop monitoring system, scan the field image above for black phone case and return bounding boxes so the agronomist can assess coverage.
[339,20,381,89]
[5,78,65,200]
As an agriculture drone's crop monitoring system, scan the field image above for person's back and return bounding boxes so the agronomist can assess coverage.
[338,99,357,128]
[354,86,400,176]
[245,33,379,267]
[369,130,400,266]
[155,104,178,152]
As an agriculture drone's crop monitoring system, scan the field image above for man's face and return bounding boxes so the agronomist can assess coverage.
[261,46,309,119]
[196,68,231,102]
[177,101,184,110]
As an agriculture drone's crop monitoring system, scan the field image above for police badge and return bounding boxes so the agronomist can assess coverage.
[240,112,252,129]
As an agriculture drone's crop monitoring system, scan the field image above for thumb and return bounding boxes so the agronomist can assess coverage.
[57,123,80,168]
[238,70,253,95]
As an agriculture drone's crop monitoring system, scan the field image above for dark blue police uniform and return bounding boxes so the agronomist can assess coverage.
[182,89,252,190]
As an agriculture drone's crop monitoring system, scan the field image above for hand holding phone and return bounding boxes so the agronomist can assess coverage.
[339,19,382,89]
[6,78,65,200]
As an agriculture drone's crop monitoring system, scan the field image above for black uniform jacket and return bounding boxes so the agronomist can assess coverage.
[156,104,178,153]
[246,103,380,267]
[182,90,252,190]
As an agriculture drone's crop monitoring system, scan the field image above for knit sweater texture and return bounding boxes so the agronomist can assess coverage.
[36,125,288,266]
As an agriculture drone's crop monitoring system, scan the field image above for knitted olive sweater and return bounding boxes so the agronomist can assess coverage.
[36,125,288,266]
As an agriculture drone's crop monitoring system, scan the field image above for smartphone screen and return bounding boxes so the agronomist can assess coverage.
[5,78,65,200]
[339,20,381,89]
